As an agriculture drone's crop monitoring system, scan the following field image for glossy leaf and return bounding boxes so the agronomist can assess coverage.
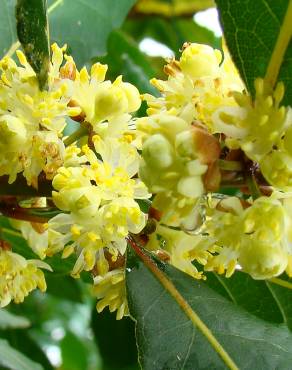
[216,0,292,105]
[16,0,50,89]
[204,271,292,331]
[204,271,284,324]
[127,248,292,370]
[266,276,292,331]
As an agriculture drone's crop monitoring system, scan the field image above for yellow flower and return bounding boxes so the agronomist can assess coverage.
[10,220,48,260]
[179,43,222,80]
[0,44,80,186]
[64,61,141,139]
[213,79,289,162]
[49,137,150,277]
[0,249,51,307]
[142,42,244,130]
[137,112,220,227]
[147,224,209,279]
[201,195,291,279]
[93,268,128,320]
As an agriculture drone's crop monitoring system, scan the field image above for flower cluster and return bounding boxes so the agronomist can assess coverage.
[137,113,220,228]
[59,55,141,141]
[48,136,149,277]
[198,195,292,279]
[143,42,244,130]
[213,78,292,190]
[0,44,80,187]
[138,42,292,283]
[1,40,292,320]
[0,247,51,307]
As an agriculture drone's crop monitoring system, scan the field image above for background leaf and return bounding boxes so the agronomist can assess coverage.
[16,0,50,89]
[91,309,138,370]
[0,310,30,330]
[124,16,220,57]
[95,30,157,95]
[0,339,43,370]
[127,249,292,370]
[60,331,88,370]
[0,0,16,56]
[48,0,136,66]
[216,0,292,105]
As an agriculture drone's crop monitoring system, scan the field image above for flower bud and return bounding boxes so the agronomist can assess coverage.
[142,134,174,169]
[239,241,287,279]
[260,151,292,190]
[94,85,128,122]
[177,176,204,198]
[121,82,141,112]
[0,115,27,151]
[179,43,221,80]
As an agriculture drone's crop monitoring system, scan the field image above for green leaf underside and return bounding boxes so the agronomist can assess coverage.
[216,0,292,105]
[48,0,136,66]
[16,0,50,89]
[0,309,30,330]
[127,250,292,370]
[0,339,43,370]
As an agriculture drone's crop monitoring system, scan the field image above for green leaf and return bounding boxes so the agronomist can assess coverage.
[0,1,16,57]
[204,271,284,324]
[1,0,136,66]
[126,247,292,370]
[46,275,83,302]
[0,330,53,370]
[48,0,136,66]
[16,0,50,89]
[0,309,30,330]
[0,339,43,370]
[216,0,292,105]
[60,331,88,370]
[204,272,292,331]
[266,276,292,331]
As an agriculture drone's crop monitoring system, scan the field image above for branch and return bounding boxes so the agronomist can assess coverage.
[0,175,52,197]
[264,0,292,91]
